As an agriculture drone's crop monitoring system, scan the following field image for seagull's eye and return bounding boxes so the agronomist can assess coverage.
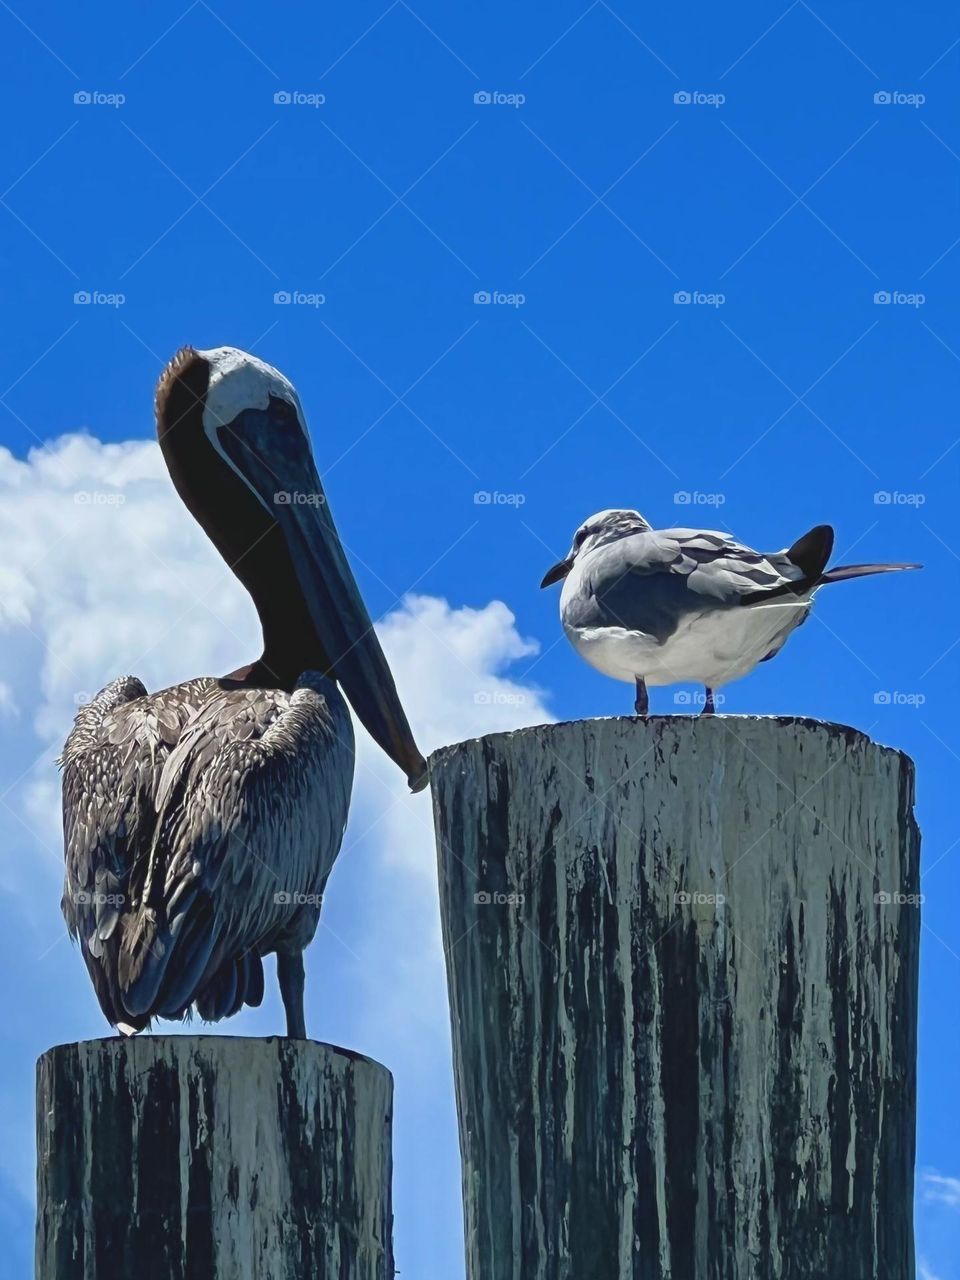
[574,528,590,549]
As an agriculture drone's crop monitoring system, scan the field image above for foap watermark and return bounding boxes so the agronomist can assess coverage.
[474,690,527,706]
[674,289,725,307]
[74,90,125,108]
[474,289,525,307]
[474,90,525,107]
[474,889,525,906]
[674,90,725,107]
[875,890,923,905]
[274,289,325,307]
[274,90,325,107]
[674,890,726,906]
[874,90,925,108]
[874,490,925,506]
[274,891,325,906]
[874,290,925,307]
[74,490,125,506]
[74,290,125,307]
[474,490,525,506]
[275,491,325,507]
[674,490,725,506]
[674,689,726,709]
[74,890,125,906]
[874,690,925,706]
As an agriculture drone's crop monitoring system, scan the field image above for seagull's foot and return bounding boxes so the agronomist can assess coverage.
[634,676,649,718]
[699,686,716,716]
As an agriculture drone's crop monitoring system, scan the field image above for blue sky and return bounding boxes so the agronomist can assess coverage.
[0,2,958,1276]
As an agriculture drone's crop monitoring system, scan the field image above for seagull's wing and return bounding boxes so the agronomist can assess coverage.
[569,528,807,642]
[117,674,354,1024]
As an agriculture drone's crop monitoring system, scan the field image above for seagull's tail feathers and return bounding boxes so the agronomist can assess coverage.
[786,524,834,578]
[741,537,919,607]
[818,561,922,585]
[786,524,921,585]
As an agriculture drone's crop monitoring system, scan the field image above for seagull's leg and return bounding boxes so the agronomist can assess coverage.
[700,686,716,716]
[634,676,649,717]
[277,950,307,1038]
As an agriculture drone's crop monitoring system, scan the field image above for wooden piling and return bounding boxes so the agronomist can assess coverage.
[430,716,920,1280]
[36,1036,394,1280]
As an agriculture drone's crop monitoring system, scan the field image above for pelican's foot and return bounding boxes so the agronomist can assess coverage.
[634,676,649,718]
[277,950,307,1038]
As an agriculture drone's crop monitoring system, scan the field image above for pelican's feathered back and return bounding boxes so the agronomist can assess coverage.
[61,673,353,1029]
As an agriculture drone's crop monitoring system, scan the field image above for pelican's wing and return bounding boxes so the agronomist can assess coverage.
[570,528,808,643]
[61,676,215,1027]
[118,672,354,1023]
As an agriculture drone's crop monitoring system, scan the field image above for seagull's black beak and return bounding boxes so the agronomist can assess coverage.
[540,558,573,588]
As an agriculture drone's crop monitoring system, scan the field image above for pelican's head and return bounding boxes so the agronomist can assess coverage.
[155,345,427,791]
[540,508,652,587]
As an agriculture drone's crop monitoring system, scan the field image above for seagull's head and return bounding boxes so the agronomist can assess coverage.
[540,508,651,587]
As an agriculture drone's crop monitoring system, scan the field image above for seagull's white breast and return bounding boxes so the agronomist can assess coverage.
[564,598,812,688]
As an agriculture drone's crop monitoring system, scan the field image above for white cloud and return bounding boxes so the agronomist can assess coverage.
[919,1260,945,1280]
[0,431,551,1263]
[0,432,551,892]
[922,1171,960,1209]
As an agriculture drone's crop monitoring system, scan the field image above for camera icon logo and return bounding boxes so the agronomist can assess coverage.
[674,91,691,105]
[74,291,91,304]
[673,290,691,304]
[274,890,292,905]
[74,91,92,105]
[474,91,492,105]
[473,290,491,304]
[274,290,292,304]
[274,91,292,105]
[674,891,691,905]
[874,91,891,105]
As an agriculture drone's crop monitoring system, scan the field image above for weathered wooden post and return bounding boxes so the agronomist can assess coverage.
[430,716,920,1280]
[36,1036,394,1280]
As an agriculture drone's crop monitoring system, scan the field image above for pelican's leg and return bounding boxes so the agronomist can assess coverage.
[634,676,649,717]
[700,687,716,716]
[277,950,306,1038]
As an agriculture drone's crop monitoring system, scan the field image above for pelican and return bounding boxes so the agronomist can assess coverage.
[541,508,920,714]
[61,346,427,1037]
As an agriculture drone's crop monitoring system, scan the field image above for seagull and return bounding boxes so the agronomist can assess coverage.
[540,508,920,715]
[60,346,427,1038]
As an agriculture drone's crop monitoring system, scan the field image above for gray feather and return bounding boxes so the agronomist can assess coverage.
[60,670,354,1031]
[565,528,805,642]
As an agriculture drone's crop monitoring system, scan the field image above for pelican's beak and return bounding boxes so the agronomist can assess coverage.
[540,558,573,588]
[223,409,428,792]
